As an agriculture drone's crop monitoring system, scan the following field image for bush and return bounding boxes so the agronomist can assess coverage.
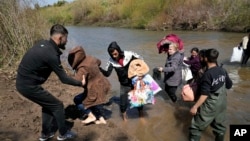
[0,0,49,68]
[38,0,250,32]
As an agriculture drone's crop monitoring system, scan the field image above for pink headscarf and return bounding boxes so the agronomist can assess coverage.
[156,34,184,54]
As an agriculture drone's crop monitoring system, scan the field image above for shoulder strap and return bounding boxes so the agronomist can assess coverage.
[213,83,226,95]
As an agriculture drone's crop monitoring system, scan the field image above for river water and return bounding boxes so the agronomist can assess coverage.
[63,26,250,141]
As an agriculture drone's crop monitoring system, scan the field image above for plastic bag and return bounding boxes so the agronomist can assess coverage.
[182,63,193,82]
[230,47,243,62]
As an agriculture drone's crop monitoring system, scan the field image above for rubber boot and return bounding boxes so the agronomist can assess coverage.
[189,135,201,141]
[215,133,224,141]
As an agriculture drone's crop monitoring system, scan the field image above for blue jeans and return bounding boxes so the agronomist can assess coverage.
[74,92,91,114]
[74,92,104,119]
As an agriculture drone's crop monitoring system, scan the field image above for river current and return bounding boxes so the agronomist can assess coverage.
[62,26,249,141]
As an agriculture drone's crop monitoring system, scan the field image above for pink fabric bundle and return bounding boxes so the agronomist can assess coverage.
[156,34,184,54]
[181,82,197,102]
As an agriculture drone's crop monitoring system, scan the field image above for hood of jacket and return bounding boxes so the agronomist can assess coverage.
[68,46,86,70]
[108,41,124,60]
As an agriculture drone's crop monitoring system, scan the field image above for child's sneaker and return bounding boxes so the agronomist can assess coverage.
[39,132,55,141]
[57,130,77,141]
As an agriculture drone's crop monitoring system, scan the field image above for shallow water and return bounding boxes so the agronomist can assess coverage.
[64,26,249,141]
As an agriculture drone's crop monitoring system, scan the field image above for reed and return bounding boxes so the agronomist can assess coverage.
[39,2,74,24]
[0,0,49,68]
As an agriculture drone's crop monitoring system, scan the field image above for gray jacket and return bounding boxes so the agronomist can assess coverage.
[163,51,183,86]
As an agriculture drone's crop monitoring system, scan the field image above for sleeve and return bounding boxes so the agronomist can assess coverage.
[199,73,211,96]
[96,58,101,66]
[224,70,233,89]
[74,67,89,81]
[131,51,143,60]
[99,61,113,77]
[47,55,82,86]
[184,57,197,65]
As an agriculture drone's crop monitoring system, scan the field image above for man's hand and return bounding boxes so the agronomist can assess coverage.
[189,95,207,115]
[190,106,198,115]
[82,75,86,86]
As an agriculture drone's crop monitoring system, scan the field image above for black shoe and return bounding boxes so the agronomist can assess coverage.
[57,130,77,141]
[39,132,55,141]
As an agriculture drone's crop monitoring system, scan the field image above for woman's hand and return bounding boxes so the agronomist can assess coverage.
[82,75,86,86]
[183,56,188,61]
[158,67,163,72]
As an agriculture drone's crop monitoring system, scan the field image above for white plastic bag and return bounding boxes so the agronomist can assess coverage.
[182,62,193,82]
[230,47,243,62]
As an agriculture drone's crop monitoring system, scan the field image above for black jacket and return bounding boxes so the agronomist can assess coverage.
[16,39,82,86]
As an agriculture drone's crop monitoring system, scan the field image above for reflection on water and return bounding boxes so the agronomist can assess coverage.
[65,26,249,141]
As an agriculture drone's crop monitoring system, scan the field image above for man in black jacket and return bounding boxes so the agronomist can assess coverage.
[16,24,85,141]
